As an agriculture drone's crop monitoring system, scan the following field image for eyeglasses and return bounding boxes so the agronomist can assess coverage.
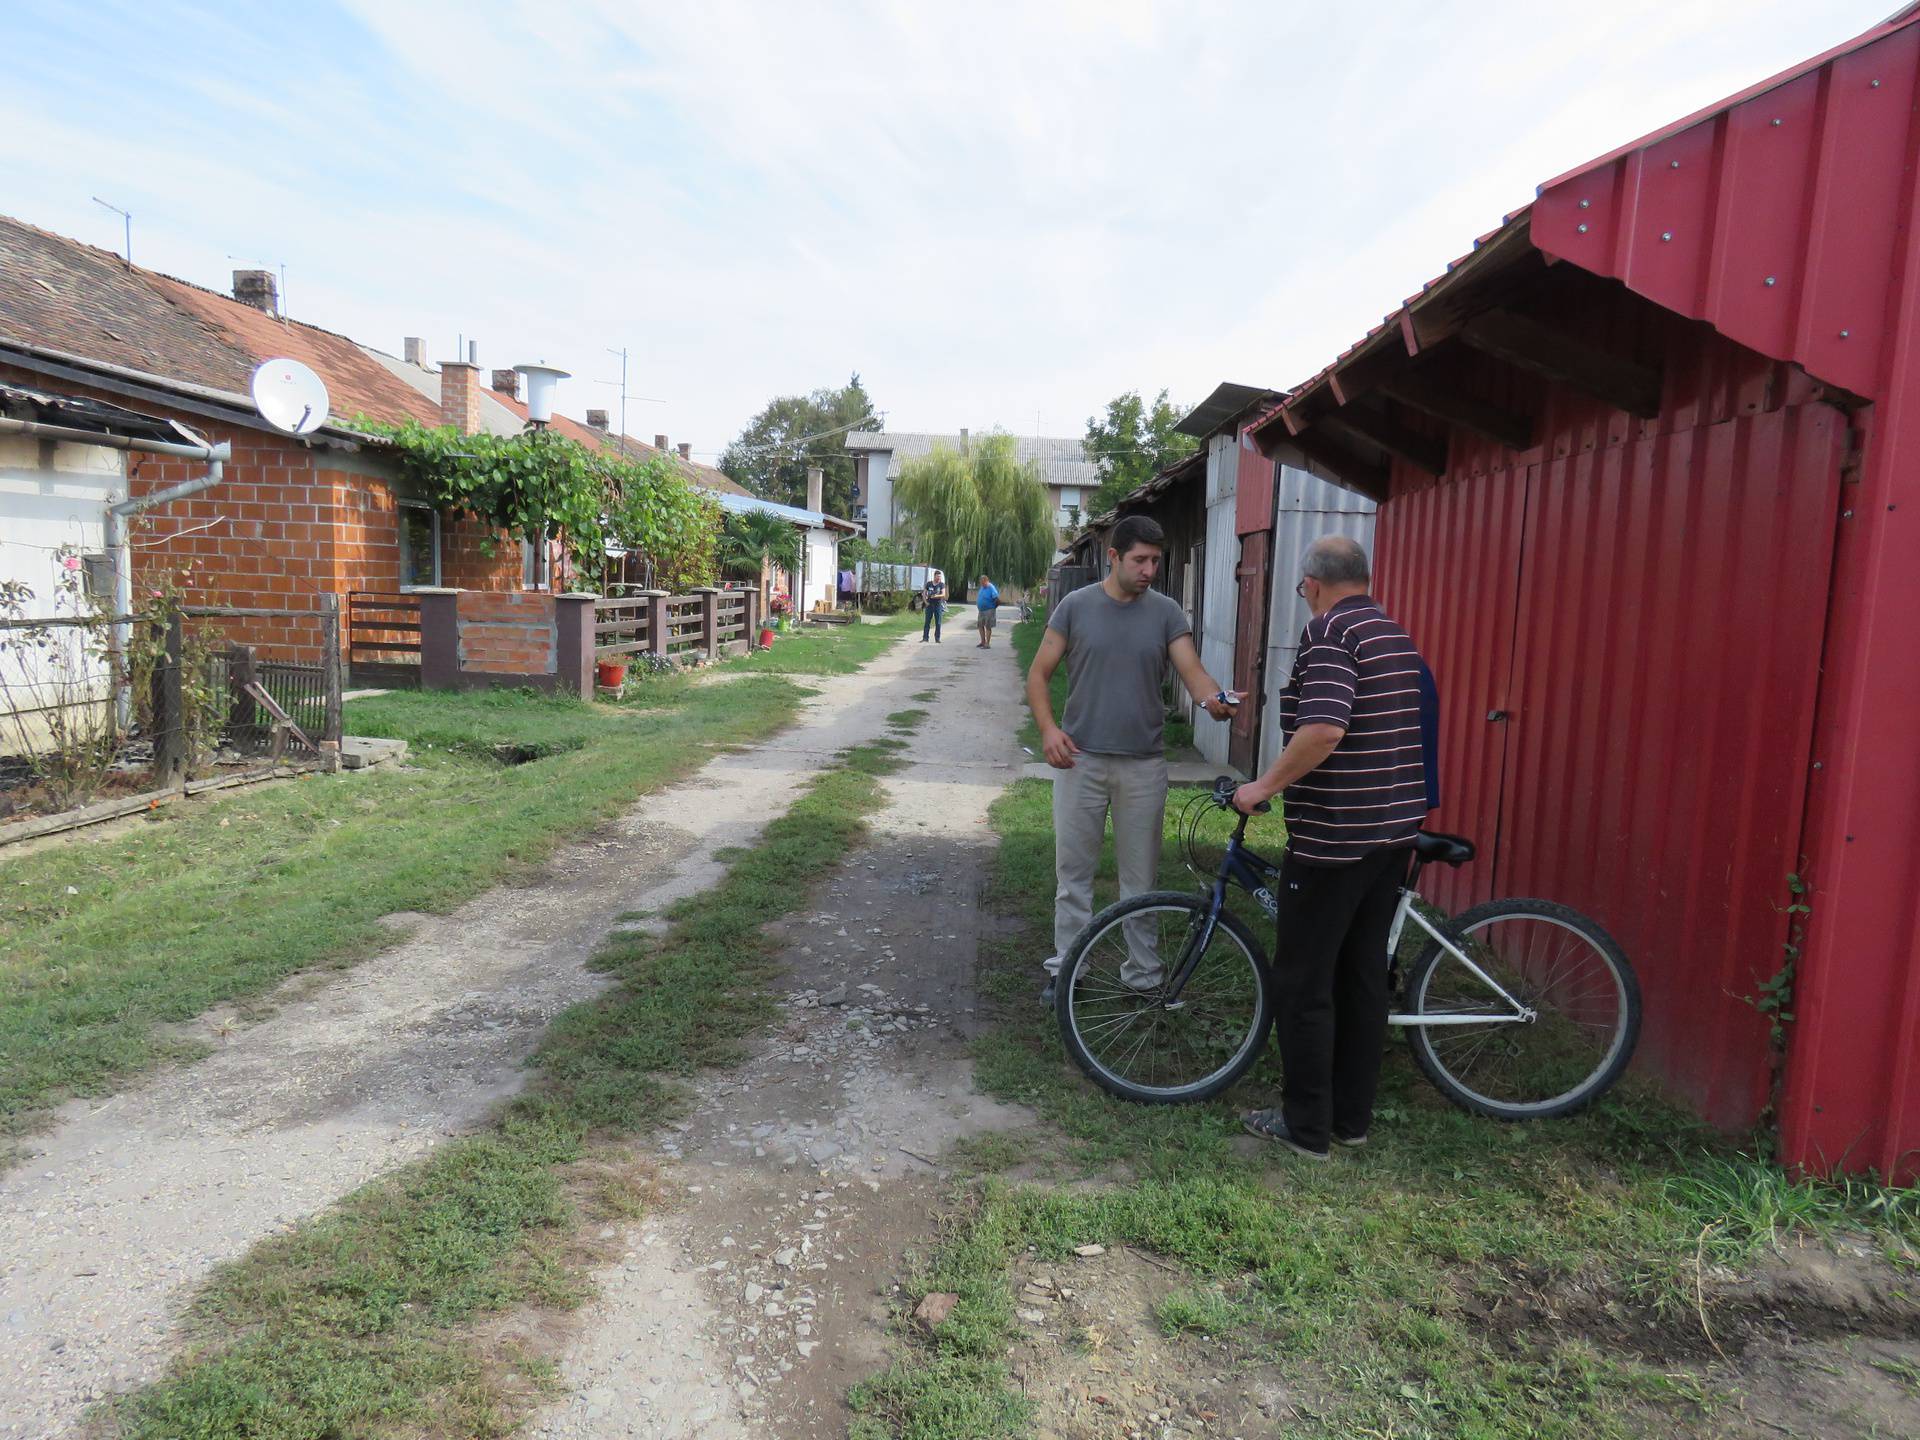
[1294,578,1309,598]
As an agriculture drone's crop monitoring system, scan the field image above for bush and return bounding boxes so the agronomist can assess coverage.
[863,592,908,615]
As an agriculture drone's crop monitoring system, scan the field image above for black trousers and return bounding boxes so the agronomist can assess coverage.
[1270,845,1411,1151]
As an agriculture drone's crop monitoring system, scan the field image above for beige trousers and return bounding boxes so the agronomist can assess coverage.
[1047,752,1169,984]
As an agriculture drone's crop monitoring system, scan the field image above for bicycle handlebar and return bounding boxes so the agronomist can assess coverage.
[1210,775,1270,832]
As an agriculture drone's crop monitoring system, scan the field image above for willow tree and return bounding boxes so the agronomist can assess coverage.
[892,432,1055,588]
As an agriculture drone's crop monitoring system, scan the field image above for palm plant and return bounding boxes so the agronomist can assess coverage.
[718,510,804,609]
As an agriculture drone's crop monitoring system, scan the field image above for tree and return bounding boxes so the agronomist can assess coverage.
[719,375,880,518]
[1082,388,1198,517]
[717,510,802,608]
[892,432,1056,590]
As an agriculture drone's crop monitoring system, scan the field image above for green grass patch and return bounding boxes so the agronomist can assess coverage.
[852,777,1920,1440]
[722,612,919,675]
[910,690,939,703]
[111,734,912,1438]
[1010,609,1058,753]
[0,678,804,1137]
[885,708,928,730]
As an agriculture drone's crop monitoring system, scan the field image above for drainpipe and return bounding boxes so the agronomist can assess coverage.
[0,416,231,725]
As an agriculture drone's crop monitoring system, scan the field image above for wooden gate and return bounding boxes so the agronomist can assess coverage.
[1228,532,1269,776]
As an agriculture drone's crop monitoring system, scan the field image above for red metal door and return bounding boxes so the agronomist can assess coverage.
[1373,467,1530,914]
[1492,406,1845,1125]
[1229,532,1270,776]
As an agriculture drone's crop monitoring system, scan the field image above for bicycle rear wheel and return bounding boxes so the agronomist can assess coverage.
[1056,891,1271,1104]
[1404,898,1640,1120]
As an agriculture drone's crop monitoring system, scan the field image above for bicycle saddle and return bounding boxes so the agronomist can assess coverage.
[1413,831,1476,866]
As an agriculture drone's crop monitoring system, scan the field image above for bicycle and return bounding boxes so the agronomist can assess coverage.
[1053,778,1641,1120]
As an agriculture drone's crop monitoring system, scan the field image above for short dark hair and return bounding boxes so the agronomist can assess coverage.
[1109,514,1165,558]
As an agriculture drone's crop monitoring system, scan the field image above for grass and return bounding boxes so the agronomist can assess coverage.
[721,610,920,675]
[850,773,1920,1440]
[0,613,925,1136]
[112,717,926,1438]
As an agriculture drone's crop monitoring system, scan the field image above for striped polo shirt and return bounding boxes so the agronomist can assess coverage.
[1277,594,1429,865]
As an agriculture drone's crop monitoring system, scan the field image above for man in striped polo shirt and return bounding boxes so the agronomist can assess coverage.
[1233,535,1429,1159]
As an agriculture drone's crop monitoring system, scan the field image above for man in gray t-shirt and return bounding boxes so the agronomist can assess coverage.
[1026,514,1237,1002]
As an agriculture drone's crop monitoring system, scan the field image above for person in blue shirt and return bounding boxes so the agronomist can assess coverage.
[974,573,1001,649]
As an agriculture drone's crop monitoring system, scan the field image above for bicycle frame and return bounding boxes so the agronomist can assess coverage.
[1163,805,1535,1030]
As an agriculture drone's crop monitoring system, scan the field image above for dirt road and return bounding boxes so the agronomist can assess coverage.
[0,629,1013,1440]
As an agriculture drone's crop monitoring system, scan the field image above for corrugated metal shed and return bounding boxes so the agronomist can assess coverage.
[1252,9,1920,1177]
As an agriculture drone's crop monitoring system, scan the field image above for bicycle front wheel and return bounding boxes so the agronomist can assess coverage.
[1404,898,1640,1120]
[1057,891,1271,1104]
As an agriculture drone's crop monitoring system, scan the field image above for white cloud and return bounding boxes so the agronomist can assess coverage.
[1,0,1896,452]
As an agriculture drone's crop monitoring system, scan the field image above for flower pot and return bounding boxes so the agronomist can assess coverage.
[758,624,776,649]
[595,659,628,688]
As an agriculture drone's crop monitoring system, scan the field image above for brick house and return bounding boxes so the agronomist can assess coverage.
[0,213,745,664]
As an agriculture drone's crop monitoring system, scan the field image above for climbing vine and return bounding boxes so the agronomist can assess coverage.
[363,420,721,590]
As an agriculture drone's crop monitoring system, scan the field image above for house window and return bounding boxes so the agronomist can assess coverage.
[399,503,440,588]
[521,531,551,590]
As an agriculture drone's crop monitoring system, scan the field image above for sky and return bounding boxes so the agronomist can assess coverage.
[0,0,1897,460]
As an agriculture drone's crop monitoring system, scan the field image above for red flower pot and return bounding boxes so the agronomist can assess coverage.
[595,659,628,688]
[758,624,776,649]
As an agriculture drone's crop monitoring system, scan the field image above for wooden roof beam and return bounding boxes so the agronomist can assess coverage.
[1460,309,1662,418]
[1282,424,1391,501]
[1321,405,1447,478]
[1380,366,1535,454]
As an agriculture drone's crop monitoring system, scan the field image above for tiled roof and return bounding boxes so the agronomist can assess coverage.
[844,430,1099,489]
[479,381,751,496]
[0,213,438,430]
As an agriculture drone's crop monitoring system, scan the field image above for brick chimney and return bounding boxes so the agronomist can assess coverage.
[232,269,277,315]
[440,360,483,434]
[587,410,610,431]
[806,466,824,514]
[490,368,519,397]
[677,442,691,460]
[654,433,669,451]
[403,337,427,366]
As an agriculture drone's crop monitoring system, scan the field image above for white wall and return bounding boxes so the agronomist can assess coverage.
[1,435,125,750]
[865,452,896,542]
[800,526,841,615]
[1194,432,1240,767]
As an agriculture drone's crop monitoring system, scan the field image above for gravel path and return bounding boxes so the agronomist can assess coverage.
[0,640,929,1440]
[526,630,1033,1438]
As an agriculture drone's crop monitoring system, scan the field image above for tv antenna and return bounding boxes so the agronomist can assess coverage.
[599,346,665,443]
[250,358,331,435]
[92,196,132,269]
[228,253,289,321]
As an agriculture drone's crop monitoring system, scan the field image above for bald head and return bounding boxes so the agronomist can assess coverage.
[1302,534,1370,586]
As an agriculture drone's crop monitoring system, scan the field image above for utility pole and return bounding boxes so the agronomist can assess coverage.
[92,196,132,269]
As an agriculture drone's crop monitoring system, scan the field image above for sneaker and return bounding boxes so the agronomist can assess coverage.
[1240,1109,1329,1160]
[1331,1131,1369,1149]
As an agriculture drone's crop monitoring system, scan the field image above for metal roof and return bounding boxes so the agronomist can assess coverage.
[708,489,859,531]
[0,380,204,445]
[1174,383,1281,438]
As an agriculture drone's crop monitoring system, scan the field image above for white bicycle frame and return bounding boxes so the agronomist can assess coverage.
[1383,887,1536,1028]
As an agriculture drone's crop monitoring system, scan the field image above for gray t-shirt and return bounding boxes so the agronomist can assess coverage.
[1048,585,1192,756]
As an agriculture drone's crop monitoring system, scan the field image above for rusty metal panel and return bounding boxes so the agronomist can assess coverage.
[1234,422,1277,536]
[1371,468,1525,915]
[1260,491,1378,771]
[1534,18,1920,402]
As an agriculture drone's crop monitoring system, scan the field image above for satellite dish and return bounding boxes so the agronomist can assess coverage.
[250,358,330,435]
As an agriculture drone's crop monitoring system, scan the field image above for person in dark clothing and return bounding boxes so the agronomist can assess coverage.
[1232,535,1431,1160]
[921,569,947,642]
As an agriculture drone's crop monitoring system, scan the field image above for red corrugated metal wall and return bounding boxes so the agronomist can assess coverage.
[1374,315,1847,1126]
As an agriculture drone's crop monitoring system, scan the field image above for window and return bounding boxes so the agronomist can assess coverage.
[521,530,551,590]
[1057,487,1079,509]
[399,504,440,588]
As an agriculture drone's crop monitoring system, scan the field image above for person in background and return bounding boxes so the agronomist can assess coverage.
[921,568,947,643]
[1232,535,1430,1161]
[1026,514,1237,1003]
[974,573,1000,649]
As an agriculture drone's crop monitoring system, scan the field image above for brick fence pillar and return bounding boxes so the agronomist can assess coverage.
[415,588,461,689]
[554,592,598,697]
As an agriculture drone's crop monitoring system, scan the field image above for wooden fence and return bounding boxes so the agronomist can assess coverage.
[593,588,758,664]
[346,592,422,688]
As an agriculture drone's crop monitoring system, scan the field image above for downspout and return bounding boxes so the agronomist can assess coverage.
[0,416,231,725]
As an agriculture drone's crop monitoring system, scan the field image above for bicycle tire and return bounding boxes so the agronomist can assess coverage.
[1404,897,1641,1120]
[1056,891,1272,1105]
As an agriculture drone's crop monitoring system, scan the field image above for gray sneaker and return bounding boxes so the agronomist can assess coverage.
[1241,1109,1329,1160]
